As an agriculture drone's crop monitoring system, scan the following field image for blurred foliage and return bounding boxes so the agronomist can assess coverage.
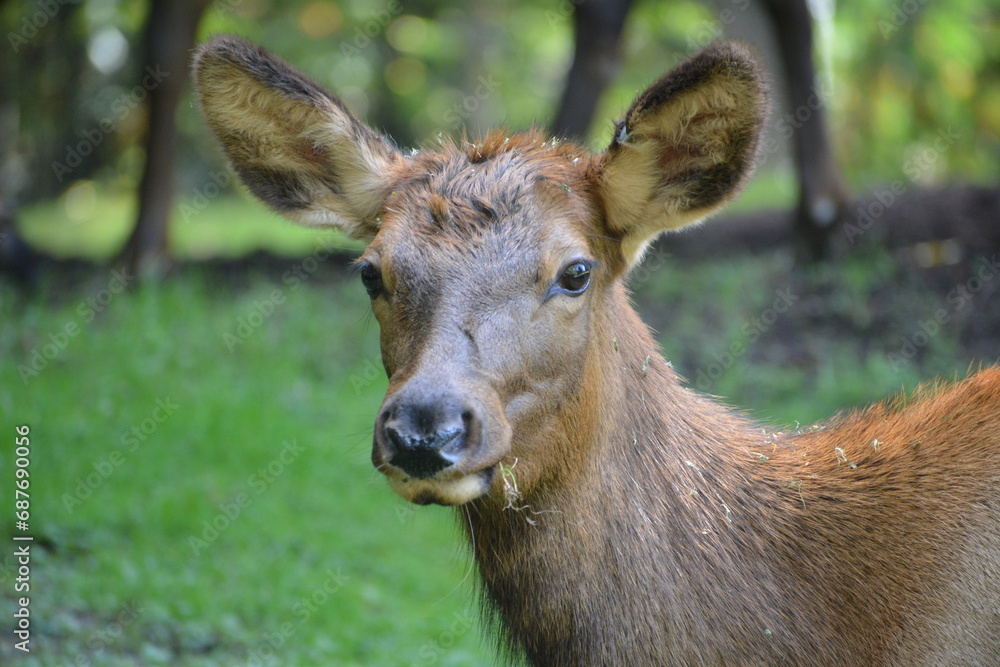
[828,0,1000,187]
[1,0,997,225]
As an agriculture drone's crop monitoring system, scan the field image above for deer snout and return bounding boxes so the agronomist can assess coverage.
[381,402,471,479]
[375,390,484,477]
[373,385,510,505]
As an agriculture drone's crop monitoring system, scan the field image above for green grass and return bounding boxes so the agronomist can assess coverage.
[0,268,490,666]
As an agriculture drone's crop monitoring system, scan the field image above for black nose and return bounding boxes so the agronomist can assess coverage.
[381,403,469,479]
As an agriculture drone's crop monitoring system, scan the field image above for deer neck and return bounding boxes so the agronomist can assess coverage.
[462,282,786,661]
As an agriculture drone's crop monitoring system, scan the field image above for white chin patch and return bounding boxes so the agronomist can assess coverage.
[390,473,490,506]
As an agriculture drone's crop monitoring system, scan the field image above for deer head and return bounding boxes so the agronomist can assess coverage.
[194,36,767,507]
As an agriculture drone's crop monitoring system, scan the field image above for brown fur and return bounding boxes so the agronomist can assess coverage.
[193,36,1000,665]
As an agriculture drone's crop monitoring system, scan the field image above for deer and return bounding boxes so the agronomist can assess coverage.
[194,35,1000,666]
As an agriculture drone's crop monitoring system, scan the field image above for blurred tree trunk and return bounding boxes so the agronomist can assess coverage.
[119,0,210,279]
[0,197,39,287]
[759,0,848,261]
[550,0,635,140]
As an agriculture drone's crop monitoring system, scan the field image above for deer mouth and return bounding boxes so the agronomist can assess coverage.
[372,386,512,505]
[384,465,498,506]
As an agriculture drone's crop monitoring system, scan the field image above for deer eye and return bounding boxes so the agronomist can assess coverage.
[359,262,383,298]
[557,261,591,295]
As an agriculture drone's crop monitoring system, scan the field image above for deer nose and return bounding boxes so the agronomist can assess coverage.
[381,403,470,479]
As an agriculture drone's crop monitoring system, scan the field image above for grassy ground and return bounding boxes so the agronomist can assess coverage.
[2,191,992,665]
[0,266,489,665]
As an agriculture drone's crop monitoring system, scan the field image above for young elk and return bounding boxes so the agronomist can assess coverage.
[194,36,1000,665]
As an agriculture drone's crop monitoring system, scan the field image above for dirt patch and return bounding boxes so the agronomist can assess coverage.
[649,183,1000,365]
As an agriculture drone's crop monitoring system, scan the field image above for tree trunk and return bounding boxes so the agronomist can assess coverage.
[550,0,636,140]
[759,0,849,261]
[119,0,210,279]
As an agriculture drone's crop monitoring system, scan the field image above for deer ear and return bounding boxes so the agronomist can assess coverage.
[597,42,767,264]
[192,35,400,239]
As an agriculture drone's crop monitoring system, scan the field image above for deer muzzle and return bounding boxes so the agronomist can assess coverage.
[372,383,509,505]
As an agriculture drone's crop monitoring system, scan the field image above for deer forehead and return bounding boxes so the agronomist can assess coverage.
[366,134,602,287]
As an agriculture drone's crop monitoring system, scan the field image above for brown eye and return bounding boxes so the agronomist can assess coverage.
[558,262,591,295]
[359,262,382,298]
